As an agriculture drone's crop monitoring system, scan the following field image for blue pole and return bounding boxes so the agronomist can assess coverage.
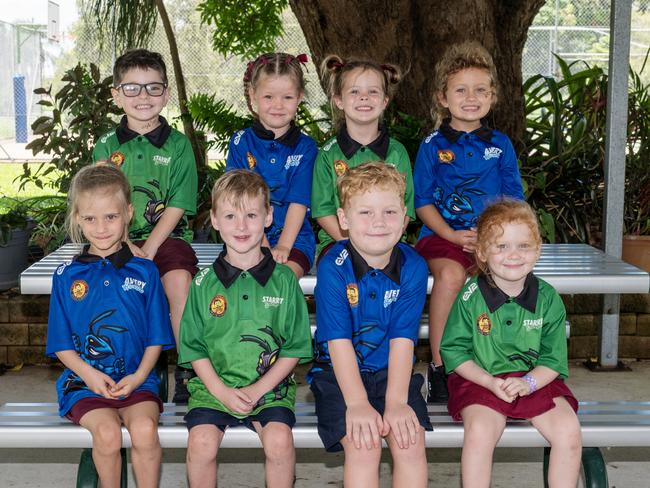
[13,75,28,143]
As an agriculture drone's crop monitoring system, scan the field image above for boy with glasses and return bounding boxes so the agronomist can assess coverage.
[93,49,199,404]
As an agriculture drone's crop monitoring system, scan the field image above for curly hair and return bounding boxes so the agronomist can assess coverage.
[431,41,498,127]
[337,161,406,210]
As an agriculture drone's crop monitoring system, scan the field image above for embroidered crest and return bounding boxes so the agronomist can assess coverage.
[476,313,492,335]
[333,159,349,177]
[210,295,227,317]
[346,284,359,306]
[246,152,257,169]
[109,151,125,167]
[483,147,502,160]
[437,149,455,164]
[70,280,89,301]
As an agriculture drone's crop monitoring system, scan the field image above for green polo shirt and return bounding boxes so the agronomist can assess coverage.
[441,274,568,378]
[92,116,197,243]
[178,249,313,417]
[311,126,415,256]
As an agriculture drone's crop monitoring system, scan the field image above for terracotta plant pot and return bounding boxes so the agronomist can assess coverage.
[622,235,650,273]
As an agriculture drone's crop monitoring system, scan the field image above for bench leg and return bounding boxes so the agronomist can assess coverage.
[543,446,608,488]
[76,447,128,488]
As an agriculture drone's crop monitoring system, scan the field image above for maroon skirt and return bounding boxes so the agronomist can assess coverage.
[447,371,578,421]
[65,391,163,424]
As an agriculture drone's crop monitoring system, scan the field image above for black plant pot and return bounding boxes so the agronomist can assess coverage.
[0,225,34,291]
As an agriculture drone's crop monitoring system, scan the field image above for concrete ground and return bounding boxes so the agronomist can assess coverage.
[1,360,649,487]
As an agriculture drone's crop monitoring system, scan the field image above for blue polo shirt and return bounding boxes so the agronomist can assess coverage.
[311,241,428,375]
[413,120,524,238]
[226,122,317,266]
[46,245,175,417]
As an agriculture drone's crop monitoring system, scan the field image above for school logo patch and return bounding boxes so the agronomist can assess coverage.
[437,149,455,164]
[346,284,359,307]
[246,152,257,169]
[476,313,492,336]
[210,294,227,317]
[483,147,502,160]
[109,151,125,167]
[70,280,89,301]
[333,160,348,177]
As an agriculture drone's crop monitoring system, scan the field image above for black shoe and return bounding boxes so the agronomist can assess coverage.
[172,367,196,405]
[426,363,448,404]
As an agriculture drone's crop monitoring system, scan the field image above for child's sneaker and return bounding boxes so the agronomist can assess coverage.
[172,367,196,404]
[426,363,448,403]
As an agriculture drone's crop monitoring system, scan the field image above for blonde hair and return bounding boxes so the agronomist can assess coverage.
[243,52,307,118]
[337,162,406,209]
[431,41,499,128]
[66,164,132,244]
[475,199,541,277]
[211,170,270,213]
[320,55,402,129]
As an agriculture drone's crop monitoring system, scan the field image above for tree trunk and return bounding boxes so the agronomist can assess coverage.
[289,0,544,151]
[154,0,205,168]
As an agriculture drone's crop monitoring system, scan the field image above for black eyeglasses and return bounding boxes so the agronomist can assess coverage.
[115,82,167,97]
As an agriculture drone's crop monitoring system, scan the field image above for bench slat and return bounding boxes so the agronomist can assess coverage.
[20,243,650,295]
[3,402,650,449]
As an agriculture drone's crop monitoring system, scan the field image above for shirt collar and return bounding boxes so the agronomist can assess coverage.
[116,115,172,148]
[438,118,493,144]
[251,120,301,147]
[336,124,390,160]
[74,243,133,269]
[212,246,276,288]
[345,241,401,284]
[477,273,538,313]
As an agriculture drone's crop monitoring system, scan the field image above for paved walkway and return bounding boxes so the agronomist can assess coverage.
[1,361,649,487]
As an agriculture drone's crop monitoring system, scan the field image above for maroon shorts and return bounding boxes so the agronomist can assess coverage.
[447,372,578,421]
[415,235,475,270]
[288,248,311,275]
[134,237,198,277]
[65,391,163,425]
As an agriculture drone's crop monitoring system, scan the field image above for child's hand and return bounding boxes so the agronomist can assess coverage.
[489,377,516,403]
[501,376,531,398]
[238,384,264,409]
[218,387,254,414]
[449,229,478,253]
[345,401,384,450]
[141,241,158,261]
[271,245,291,264]
[126,240,148,259]
[84,369,118,399]
[110,374,144,399]
[383,402,420,449]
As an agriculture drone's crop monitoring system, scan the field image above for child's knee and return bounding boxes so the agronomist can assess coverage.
[391,442,426,466]
[188,428,220,462]
[128,416,159,449]
[262,424,294,462]
[344,443,382,466]
[162,270,192,295]
[91,421,123,454]
[434,263,466,290]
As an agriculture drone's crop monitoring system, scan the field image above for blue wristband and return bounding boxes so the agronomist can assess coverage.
[522,374,537,393]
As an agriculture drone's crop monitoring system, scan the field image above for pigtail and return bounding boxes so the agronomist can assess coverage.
[243,60,258,118]
[380,63,402,87]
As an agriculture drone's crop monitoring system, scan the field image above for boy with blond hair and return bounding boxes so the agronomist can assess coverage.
[178,170,312,488]
[309,162,431,487]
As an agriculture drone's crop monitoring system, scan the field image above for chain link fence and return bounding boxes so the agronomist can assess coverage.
[1,1,648,160]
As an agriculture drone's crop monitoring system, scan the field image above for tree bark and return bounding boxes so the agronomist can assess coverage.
[289,0,544,150]
[154,0,205,168]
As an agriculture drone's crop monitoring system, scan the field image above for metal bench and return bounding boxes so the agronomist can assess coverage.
[19,242,650,296]
[2,401,648,487]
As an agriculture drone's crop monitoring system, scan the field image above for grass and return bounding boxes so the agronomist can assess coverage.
[0,163,63,200]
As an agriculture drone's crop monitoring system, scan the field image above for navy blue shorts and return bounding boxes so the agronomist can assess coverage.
[309,369,432,452]
[184,406,296,433]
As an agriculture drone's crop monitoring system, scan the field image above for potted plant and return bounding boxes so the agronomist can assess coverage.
[0,198,36,291]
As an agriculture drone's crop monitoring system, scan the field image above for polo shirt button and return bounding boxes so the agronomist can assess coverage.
[360,147,366,152]
[370,292,376,299]
[370,271,377,277]
[137,154,143,159]
[137,136,143,142]
[467,152,473,157]
[506,320,512,326]
[270,158,276,164]
[104,280,110,286]
[241,272,247,278]
[243,294,248,300]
